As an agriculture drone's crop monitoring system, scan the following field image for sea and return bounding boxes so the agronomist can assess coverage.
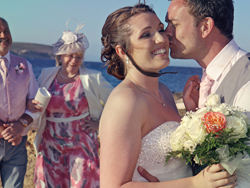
[28,58,202,93]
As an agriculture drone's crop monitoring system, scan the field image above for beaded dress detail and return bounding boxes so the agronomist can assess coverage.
[132,121,192,182]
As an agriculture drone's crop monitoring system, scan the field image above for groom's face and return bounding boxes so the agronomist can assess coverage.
[165,0,202,60]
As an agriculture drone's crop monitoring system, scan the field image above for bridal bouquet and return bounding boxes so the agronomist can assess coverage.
[166,93,250,175]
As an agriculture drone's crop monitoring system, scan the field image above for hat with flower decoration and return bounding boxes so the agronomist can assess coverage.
[52,18,89,55]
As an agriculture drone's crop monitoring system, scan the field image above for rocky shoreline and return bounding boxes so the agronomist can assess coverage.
[10,42,54,60]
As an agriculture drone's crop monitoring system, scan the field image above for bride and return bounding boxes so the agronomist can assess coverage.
[99,3,237,188]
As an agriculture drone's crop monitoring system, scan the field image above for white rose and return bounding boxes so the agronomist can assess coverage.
[226,116,248,139]
[194,107,207,118]
[170,125,190,151]
[184,140,197,153]
[234,110,250,125]
[206,93,221,107]
[62,31,77,44]
[211,103,228,115]
[182,116,207,143]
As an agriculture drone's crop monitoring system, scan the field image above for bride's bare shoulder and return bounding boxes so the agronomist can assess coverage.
[106,81,147,108]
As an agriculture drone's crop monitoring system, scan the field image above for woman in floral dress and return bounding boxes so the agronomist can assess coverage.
[28,20,113,188]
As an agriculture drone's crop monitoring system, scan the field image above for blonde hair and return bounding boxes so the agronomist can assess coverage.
[55,51,84,66]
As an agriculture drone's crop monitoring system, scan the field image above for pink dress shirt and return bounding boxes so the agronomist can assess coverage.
[0,52,39,135]
[202,39,250,117]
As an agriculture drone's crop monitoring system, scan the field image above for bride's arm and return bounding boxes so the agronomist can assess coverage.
[99,87,237,188]
[99,87,147,188]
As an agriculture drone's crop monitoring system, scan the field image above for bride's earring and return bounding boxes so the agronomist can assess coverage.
[126,57,129,64]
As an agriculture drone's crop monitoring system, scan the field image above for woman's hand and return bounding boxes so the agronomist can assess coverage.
[194,164,237,188]
[26,99,43,113]
[183,75,200,112]
[81,119,99,133]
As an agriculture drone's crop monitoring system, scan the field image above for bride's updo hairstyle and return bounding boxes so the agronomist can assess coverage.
[101,4,156,80]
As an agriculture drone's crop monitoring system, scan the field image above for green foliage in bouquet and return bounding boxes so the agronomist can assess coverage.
[166,122,250,166]
[166,93,250,182]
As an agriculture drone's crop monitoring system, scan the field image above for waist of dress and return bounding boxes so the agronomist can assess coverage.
[46,112,90,122]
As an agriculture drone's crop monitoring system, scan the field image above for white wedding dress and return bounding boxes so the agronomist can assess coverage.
[132,121,192,182]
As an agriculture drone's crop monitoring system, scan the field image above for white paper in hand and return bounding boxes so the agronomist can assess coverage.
[34,87,52,113]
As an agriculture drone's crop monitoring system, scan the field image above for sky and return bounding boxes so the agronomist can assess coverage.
[2,0,250,67]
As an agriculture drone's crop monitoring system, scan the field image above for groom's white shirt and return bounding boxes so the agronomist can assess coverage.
[204,39,250,117]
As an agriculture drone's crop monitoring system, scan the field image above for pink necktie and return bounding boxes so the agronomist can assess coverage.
[0,57,8,76]
[198,71,214,108]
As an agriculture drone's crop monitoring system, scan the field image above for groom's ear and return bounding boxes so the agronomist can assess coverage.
[200,17,214,38]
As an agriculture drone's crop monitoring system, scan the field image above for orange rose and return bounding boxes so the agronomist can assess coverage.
[202,112,227,133]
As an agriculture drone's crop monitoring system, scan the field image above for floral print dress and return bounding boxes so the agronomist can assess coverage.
[34,78,99,188]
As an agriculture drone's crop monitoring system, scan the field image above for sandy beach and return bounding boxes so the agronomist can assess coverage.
[0,92,185,188]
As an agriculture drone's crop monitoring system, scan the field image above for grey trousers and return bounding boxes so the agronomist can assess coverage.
[0,136,27,188]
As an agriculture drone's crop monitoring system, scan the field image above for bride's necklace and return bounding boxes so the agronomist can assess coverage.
[127,78,166,107]
[59,68,78,79]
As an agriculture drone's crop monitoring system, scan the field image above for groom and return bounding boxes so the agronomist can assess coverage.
[139,0,250,181]
[168,0,250,115]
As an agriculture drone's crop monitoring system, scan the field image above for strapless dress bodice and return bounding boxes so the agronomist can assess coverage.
[132,121,192,182]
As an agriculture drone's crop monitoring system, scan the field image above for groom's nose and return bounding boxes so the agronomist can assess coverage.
[165,24,174,39]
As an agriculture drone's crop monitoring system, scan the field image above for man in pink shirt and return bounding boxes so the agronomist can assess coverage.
[0,17,38,188]
[139,0,250,181]
[165,0,250,114]
[166,0,250,176]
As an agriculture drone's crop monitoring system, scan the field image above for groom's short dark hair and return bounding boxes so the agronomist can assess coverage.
[179,0,234,40]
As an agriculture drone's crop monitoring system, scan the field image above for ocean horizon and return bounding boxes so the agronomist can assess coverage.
[28,58,202,93]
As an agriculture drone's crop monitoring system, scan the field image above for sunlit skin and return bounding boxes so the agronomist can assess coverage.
[128,12,170,73]
[165,0,205,113]
[27,52,84,113]
[99,10,237,188]
[26,51,100,132]
[60,52,83,77]
[0,19,12,56]
[165,0,203,61]
[167,0,232,112]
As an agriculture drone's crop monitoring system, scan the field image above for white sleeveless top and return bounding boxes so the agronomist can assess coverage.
[132,121,192,182]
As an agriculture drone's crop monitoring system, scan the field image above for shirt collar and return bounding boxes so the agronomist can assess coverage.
[0,51,10,63]
[206,39,240,81]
